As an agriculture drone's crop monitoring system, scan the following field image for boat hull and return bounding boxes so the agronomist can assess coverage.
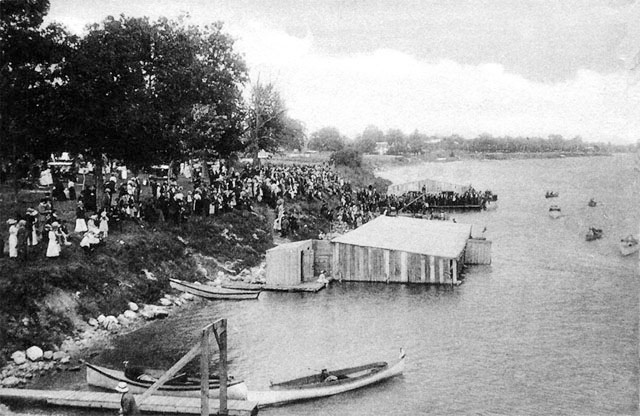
[85,363,248,399]
[169,278,260,300]
[247,355,405,407]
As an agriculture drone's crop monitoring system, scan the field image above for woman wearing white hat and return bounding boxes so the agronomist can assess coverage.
[6,219,18,258]
[46,222,61,258]
[116,382,140,415]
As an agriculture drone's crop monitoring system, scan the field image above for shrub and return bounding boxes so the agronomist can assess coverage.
[330,148,362,168]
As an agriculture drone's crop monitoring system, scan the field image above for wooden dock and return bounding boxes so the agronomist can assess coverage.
[0,388,258,415]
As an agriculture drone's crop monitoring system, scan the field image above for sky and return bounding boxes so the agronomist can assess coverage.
[45,0,640,144]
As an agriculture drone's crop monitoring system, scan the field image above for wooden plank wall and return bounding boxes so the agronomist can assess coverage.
[464,239,492,265]
[333,243,458,284]
[266,241,314,285]
[312,240,333,277]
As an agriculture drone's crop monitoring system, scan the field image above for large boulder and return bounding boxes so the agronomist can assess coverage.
[128,302,139,312]
[2,376,20,387]
[158,298,172,306]
[52,351,67,361]
[139,305,170,320]
[88,318,99,327]
[26,346,43,362]
[11,351,26,365]
[43,351,54,360]
[123,310,137,320]
[103,315,119,331]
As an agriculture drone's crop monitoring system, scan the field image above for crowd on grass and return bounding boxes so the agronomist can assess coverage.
[3,159,494,259]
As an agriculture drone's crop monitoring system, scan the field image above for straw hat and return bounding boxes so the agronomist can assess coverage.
[115,382,129,393]
[90,214,98,220]
[51,222,60,228]
[6,219,17,225]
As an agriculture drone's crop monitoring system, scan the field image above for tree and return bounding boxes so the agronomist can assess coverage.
[308,127,345,152]
[0,0,76,194]
[243,81,301,160]
[278,117,306,151]
[354,125,383,154]
[61,15,247,202]
[385,128,406,154]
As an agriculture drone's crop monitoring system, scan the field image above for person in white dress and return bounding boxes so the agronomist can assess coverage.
[74,201,88,233]
[7,219,18,258]
[46,222,61,258]
[99,210,109,238]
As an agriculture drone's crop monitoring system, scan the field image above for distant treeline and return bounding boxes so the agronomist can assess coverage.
[307,126,636,155]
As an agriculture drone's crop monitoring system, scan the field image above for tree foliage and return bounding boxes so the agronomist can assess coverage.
[308,126,346,152]
[0,0,76,160]
[62,15,248,169]
[243,81,305,155]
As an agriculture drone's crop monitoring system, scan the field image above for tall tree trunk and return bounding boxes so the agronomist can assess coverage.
[94,157,104,212]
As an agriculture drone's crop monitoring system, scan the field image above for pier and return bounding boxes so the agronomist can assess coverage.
[0,319,258,415]
[0,388,258,415]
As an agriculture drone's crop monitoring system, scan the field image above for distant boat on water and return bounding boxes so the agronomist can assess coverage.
[588,198,597,207]
[545,191,559,198]
[619,235,639,256]
[548,205,562,219]
[585,227,603,241]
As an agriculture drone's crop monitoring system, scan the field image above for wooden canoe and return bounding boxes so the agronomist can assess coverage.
[247,349,405,407]
[169,278,260,300]
[85,362,248,399]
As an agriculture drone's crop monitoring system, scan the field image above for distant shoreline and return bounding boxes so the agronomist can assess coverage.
[362,150,614,172]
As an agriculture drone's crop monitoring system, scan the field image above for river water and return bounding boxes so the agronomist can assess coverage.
[25,154,638,415]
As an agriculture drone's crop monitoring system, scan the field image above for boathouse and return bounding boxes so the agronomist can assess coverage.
[330,216,488,284]
[265,240,333,286]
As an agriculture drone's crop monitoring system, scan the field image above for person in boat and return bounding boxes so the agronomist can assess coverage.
[320,369,338,382]
[123,360,156,382]
[116,382,140,415]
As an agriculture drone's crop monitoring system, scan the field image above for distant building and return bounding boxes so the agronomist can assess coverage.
[375,142,389,155]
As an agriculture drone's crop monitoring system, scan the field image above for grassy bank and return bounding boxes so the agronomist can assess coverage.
[0,189,275,364]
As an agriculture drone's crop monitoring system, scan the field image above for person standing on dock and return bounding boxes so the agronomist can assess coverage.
[116,382,140,415]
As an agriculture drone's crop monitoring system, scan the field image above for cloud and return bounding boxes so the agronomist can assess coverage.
[231,23,639,144]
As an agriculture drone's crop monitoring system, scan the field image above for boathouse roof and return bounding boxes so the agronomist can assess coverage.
[331,216,472,259]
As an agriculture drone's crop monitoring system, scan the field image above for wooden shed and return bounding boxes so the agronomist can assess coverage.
[330,216,477,284]
[265,240,314,286]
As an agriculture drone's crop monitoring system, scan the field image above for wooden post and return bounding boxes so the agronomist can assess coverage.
[452,259,458,285]
[429,256,435,284]
[213,319,228,416]
[200,325,211,416]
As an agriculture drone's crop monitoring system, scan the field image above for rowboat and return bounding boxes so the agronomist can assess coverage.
[619,235,639,256]
[169,278,260,300]
[548,205,562,219]
[247,349,405,407]
[84,362,248,399]
[587,198,597,207]
[545,191,559,198]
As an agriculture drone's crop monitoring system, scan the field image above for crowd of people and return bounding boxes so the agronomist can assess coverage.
[3,158,495,259]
